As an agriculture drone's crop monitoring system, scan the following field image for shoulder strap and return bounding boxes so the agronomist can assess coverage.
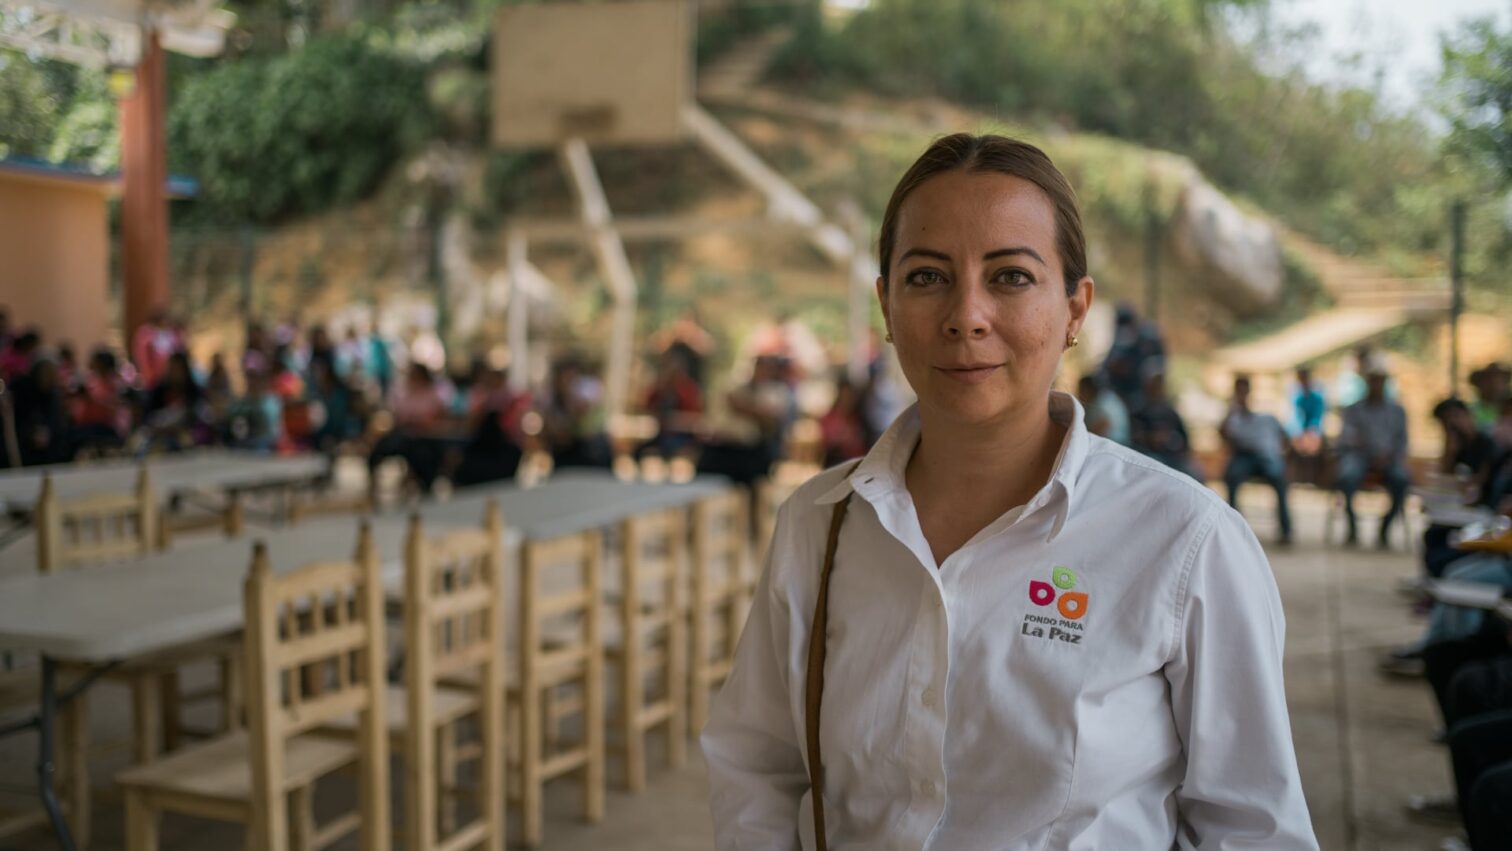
[804,462,861,851]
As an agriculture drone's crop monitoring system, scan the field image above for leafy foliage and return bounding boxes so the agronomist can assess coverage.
[0,51,78,159]
[167,32,432,222]
[1441,15,1512,185]
[767,0,1459,272]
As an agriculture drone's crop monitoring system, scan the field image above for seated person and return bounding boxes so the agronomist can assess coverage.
[368,363,451,495]
[1130,369,1204,482]
[226,370,284,452]
[1220,374,1292,545]
[139,352,211,453]
[699,354,798,487]
[639,348,703,460]
[451,366,527,488]
[306,357,361,452]
[540,357,611,470]
[1336,367,1410,547]
[819,374,869,467]
[1289,365,1328,485]
[11,358,73,466]
[70,348,129,455]
[1075,373,1130,446]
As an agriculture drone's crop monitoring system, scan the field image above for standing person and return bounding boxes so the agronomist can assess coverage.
[702,134,1316,849]
[1130,369,1204,482]
[1220,374,1293,545]
[1100,302,1164,412]
[1336,366,1411,548]
[131,307,178,389]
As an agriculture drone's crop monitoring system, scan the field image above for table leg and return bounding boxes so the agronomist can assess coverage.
[38,656,76,851]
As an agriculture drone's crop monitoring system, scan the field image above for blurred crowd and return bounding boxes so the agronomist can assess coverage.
[0,305,907,498]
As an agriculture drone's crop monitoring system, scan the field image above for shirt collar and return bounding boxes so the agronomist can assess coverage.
[814,390,1090,543]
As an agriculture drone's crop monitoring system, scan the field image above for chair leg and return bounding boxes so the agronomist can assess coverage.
[130,675,161,764]
[159,670,182,753]
[521,687,543,848]
[63,691,91,848]
[220,652,244,732]
[438,721,459,835]
[290,784,315,851]
[124,789,158,851]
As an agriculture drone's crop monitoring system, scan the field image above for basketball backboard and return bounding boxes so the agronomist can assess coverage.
[491,0,692,147]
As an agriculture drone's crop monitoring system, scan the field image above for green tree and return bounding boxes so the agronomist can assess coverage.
[1441,15,1512,184]
[168,32,432,221]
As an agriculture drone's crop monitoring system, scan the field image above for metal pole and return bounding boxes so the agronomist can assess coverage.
[1449,199,1466,396]
[841,200,871,387]
[37,656,74,850]
[1143,180,1161,324]
[507,229,529,395]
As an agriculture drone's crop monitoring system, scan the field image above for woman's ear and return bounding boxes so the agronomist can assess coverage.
[875,276,892,338]
[1068,276,1095,338]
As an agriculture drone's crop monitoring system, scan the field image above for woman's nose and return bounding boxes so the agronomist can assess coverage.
[944,285,991,339]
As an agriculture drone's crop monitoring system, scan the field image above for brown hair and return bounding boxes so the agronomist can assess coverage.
[877,133,1087,296]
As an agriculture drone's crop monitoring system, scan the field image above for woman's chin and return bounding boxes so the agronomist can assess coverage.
[922,388,1017,426]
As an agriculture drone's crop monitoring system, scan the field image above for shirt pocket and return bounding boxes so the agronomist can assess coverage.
[945,612,1091,842]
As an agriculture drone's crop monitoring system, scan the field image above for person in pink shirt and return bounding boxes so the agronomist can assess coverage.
[70,348,129,453]
[131,307,178,389]
[368,363,452,497]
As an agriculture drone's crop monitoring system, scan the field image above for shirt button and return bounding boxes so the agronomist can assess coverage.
[919,779,936,798]
[921,688,937,708]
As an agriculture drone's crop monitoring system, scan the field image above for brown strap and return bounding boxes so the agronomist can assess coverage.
[804,474,855,851]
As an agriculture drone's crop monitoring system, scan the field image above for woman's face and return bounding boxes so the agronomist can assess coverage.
[878,170,1092,428]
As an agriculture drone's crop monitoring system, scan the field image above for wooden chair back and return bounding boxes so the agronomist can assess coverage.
[244,525,390,851]
[689,488,751,732]
[35,469,159,572]
[616,506,688,790]
[403,504,506,851]
[515,528,605,844]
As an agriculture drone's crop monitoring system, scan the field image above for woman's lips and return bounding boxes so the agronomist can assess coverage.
[937,364,1002,384]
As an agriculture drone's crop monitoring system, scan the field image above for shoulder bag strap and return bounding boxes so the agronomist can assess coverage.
[804,461,861,851]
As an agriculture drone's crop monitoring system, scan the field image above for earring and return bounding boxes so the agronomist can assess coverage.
[885,331,894,343]
[1066,332,1079,349]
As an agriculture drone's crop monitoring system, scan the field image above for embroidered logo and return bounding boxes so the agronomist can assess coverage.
[1021,566,1088,645]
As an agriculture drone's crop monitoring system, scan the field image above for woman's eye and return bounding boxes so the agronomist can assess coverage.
[994,269,1033,287]
[905,269,945,287]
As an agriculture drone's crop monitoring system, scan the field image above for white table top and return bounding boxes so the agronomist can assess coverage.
[0,450,327,510]
[0,472,733,662]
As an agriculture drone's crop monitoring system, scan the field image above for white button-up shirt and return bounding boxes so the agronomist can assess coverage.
[702,392,1318,850]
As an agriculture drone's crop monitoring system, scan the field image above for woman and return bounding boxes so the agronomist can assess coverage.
[141,351,209,452]
[702,135,1317,849]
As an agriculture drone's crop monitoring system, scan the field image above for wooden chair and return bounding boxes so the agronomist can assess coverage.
[326,505,507,851]
[35,469,159,573]
[36,469,240,846]
[286,488,373,526]
[117,526,391,851]
[606,507,688,792]
[511,530,606,847]
[689,489,752,735]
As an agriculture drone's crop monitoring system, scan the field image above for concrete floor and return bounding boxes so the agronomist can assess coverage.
[0,486,1467,850]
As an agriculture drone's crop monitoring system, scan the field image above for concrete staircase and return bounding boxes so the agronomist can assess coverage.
[698,26,792,100]
[1212,228,1451,373]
